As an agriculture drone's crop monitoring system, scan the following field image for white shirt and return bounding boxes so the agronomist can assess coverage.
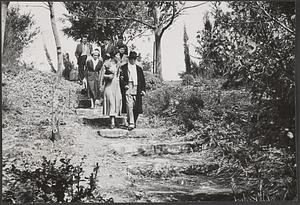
[128,63,138,85]
[91,59,99,70]
[82,43,88,56]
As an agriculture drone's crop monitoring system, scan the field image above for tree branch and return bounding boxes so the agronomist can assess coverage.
[255,2,295,35]
[125,29,151,44]
[161,2,178,34]
[182,2,209,11]
[96,16,155,30]
[19,4,49,10]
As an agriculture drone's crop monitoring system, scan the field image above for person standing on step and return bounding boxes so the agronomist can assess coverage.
[115,35,128,55]
[115,44,128,67]
[119,51,146,131]
[75,34,93,85]
[85,50,103,109]
[100,37,116,61]
[99,51,122,129]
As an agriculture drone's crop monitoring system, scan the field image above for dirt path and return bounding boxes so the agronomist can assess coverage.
[67,90,234,202]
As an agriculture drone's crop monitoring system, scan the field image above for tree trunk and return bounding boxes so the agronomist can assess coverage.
[151,2,163,80]
[48,2,62,141]
[154,32,163,80]
[48,2,63,76]
[1,1,9,55]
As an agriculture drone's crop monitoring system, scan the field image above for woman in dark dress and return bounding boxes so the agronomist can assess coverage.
[85,50,103,108]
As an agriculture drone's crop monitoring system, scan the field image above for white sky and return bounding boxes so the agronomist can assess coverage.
[11,1,214,80]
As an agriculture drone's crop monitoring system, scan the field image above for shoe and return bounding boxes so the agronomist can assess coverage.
[128,124,134,131]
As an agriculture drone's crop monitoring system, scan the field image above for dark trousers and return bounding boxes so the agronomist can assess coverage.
[134,111,139,124]
[78,55,87,81]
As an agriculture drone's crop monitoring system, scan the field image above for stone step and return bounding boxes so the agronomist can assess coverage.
[97,128,129,138]
[77,99,91,108]
[76,107,104,117]
[126,154,220,178]
[130,175,234,202]
[101,140,202,156]
[83,116,127,127]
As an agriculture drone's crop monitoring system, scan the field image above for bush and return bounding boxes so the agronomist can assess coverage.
[181,74,195,86]
[144,71,163,91]
[2,156,113,203]
[174,88,205,130]
[3,6,38,73]
[143,85,182,117]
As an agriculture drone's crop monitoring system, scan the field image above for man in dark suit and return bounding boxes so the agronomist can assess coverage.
[120,51,146,130]
[100,37,115,61]
[75,35,93,84]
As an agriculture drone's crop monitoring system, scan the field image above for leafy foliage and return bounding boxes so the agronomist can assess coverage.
[144,71,163,91]
[3,6,39,72]
[143,75,296,201]
[63,1,146,43]
[194,1,295,148]
[2,156,113,203]
[181,74,195,86]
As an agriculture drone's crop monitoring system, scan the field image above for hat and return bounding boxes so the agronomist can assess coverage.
[92,50,100,56]
[118,44,127,49]
[128,51,138,59]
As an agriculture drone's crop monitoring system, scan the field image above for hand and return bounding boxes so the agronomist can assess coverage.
[141,91,146,96]
[125,85,129,90]
[100,85,104,92]
[82,78,87,85]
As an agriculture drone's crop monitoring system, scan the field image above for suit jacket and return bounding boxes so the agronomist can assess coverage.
[75,42,93,59]
[101,43,116,59]
[85,59,103,72]
[120,63,145,114]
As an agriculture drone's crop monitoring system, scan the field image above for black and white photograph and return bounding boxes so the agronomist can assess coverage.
[1,0,298,203]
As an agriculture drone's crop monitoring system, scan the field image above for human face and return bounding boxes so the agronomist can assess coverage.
[129,58,136,65]
[93,53,99,60]
[119,47,125,54]
[82,37,87,44]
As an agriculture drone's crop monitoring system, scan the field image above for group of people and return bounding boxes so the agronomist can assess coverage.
[75,34,145,130]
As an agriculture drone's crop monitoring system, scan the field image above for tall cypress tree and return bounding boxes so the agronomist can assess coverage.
[183,24,191,74]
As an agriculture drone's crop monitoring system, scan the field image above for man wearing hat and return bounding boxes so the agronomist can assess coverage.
[115,35,128,55]
[119,51,146,130]
[75,34,93,85]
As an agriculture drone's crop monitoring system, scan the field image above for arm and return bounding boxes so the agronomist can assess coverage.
[119,66,128,89]
[75,44,80,59]
[90,44,93,55]
[84,60,89,79]
[99,65,105,89]
[139,67,146,95]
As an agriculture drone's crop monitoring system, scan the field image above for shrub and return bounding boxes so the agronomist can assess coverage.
[3,6,38,73]
[174,88,205,130]
[143,85,182,117]
[181,74,195,86]
[144,71,163,91]
[2,156,113,203]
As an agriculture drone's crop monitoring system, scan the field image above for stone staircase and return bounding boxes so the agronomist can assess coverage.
[74,88,235,202]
